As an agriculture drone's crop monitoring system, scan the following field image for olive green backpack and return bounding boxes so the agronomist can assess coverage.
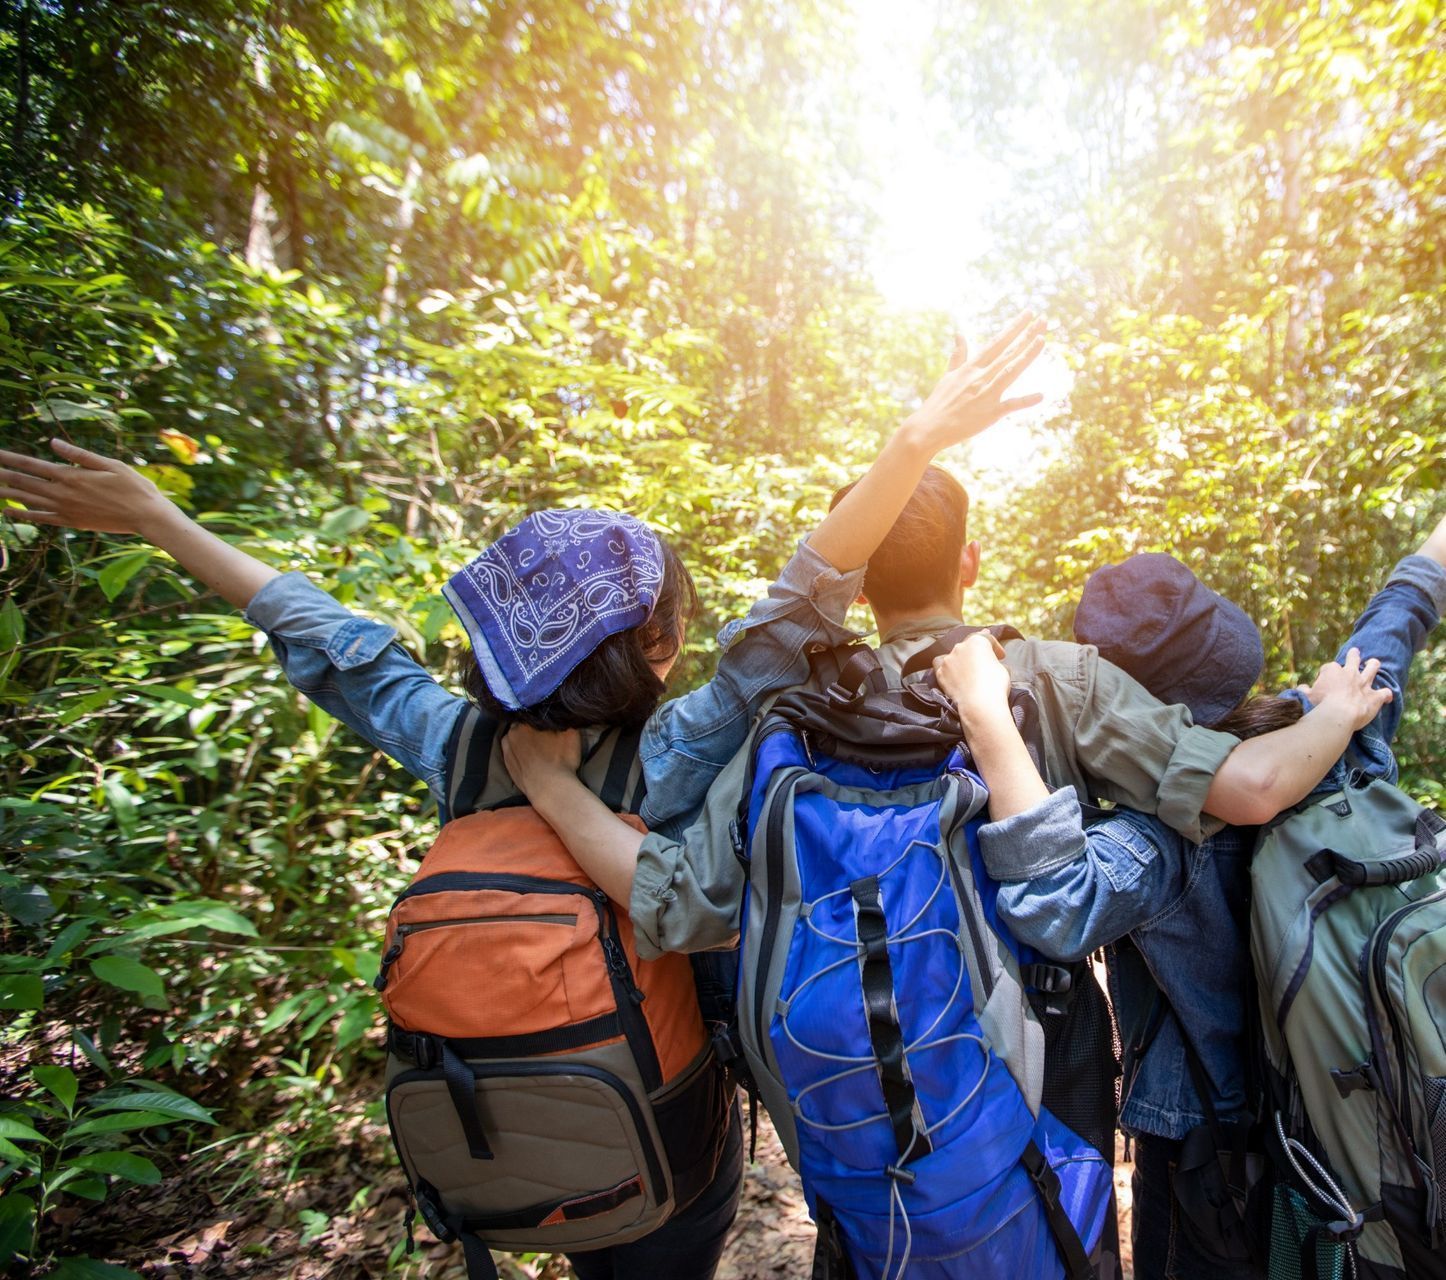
[1250,774,1446,1280]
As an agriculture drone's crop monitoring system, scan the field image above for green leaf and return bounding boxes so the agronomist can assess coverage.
[0,1117,47,1144]
[96,550,154,601]
[89,956,165,1005]
[99,778,137,836]
[0,882,54,926]
[66,1111,177,1140]
[33,399,120,425]
[0,975,42,1011]
[48,1257,143,1279]
[65,1177,110,1201]
[68,1152,162,1185]
[318,505,372,539]
[0,1193,35,1266]
[90,1090,213,1125]
[32,1065,77,1112]
[0,597,22,650]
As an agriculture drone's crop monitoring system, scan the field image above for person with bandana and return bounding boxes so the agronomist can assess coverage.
[0,313,1049,1279]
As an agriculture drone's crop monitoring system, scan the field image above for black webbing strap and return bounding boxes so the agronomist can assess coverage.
[830,647,888,701]
[389,1012,624,1064]
[599,725,643,813]
[441,1042,494,1162]
[460,1233,500,1280]
[1021,1139,1095,1280]
[453,1175,644,1233]
[810,1197,856,1280]
[850,876,931,1163]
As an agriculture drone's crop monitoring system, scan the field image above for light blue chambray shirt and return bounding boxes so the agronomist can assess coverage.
[241,539,865,838]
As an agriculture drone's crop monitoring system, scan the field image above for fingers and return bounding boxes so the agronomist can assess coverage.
[0,467,55,497]
[947,333,969,372]
[50,438,121,471]
[1359,656,1381,687]
[974,311,1035,366]
[993,392,1045,418]
[982,331,1047,397]
[0,448,68,481]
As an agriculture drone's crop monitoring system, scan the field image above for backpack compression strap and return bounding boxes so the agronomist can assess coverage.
[1021,1140,1096,1280]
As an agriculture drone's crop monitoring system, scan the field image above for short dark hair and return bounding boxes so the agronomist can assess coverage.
[462,538,698,730]
[830,466,969,615]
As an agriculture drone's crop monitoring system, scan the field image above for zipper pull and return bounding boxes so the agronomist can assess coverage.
[373,940,404,992]
[402,1203,416,1255]
[602,936,646,1004]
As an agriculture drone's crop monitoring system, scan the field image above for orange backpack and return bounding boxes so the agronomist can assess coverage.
[377,717,731,1279]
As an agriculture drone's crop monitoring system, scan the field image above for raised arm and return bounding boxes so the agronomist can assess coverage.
[807,312,1046,573]
[1,439,469,806]
[1202,649,1391,824]
[0,439,278,608]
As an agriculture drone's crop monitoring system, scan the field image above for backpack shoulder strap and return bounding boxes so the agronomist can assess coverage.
[898,622,1025,678]
[444,705,499,820]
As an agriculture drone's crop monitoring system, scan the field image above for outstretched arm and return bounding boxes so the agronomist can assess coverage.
[0,439,278,609]
[807,312,1046,573]
[1,438,468,806]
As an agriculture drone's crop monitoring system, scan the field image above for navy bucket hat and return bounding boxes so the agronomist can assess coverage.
[1072,552,1264,726]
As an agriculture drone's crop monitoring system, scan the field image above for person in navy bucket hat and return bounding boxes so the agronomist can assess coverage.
[1072,551,1265,725]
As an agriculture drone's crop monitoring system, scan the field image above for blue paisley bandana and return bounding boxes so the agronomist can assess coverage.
[443,509,665,709]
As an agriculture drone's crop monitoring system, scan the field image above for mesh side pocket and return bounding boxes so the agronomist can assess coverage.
[1034,970,1120,1161]
[1427,1076,1446,1227]
[1268,1183,1348,1280]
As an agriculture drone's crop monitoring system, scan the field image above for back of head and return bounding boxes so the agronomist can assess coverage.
[1072,551,1265,727]
[447,510,698,731]
[831,466,969,617]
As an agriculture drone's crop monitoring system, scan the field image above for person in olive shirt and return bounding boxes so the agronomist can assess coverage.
[504,465,1367,959]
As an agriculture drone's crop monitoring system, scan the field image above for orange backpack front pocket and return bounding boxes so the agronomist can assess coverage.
[378,874,620,1042]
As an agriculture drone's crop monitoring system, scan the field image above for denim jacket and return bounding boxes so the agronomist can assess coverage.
[241,538,864,838]
[977,554,1446,1138]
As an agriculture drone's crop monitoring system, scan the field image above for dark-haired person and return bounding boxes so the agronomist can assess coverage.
[0,311,1050,1280]
[931,521,1446,1280]
[504,466,1380,966]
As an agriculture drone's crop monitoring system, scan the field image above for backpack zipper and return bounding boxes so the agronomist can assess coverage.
[1365,883,1446,1142]
[374,914,578,990]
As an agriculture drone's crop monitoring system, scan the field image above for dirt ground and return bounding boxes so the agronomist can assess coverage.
[85,1100,1134,1279]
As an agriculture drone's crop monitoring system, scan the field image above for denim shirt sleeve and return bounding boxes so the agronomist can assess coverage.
[243,572,470,808]
[639,538,865,838]
[1279,554,1446,788]
[980,794,1186,963]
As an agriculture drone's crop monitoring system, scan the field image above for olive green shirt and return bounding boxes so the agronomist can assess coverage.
[629,616,1241,959]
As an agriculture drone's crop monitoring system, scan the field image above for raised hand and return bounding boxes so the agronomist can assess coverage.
[0,439,171,536]
[901,311,1048,453]
[1299,647,1393,731]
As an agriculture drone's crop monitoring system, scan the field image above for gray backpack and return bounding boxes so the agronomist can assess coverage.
[1250,774,1446,1280]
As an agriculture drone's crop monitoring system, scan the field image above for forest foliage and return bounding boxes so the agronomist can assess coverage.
[0,1,1442,1275]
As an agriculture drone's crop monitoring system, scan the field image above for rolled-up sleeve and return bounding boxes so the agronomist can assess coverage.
[1020,640,1239,845]
[630,744,752,958]
[640,538,865,837]
[244,572,468,804]
[977,787,1089,881]
[991,807,1185,963]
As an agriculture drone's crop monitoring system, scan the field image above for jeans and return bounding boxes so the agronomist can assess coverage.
[1132,1135,1263,1280]
[567,1102,745,1280]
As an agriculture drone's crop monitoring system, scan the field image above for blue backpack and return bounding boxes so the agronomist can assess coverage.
[732,630,1118,1280]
